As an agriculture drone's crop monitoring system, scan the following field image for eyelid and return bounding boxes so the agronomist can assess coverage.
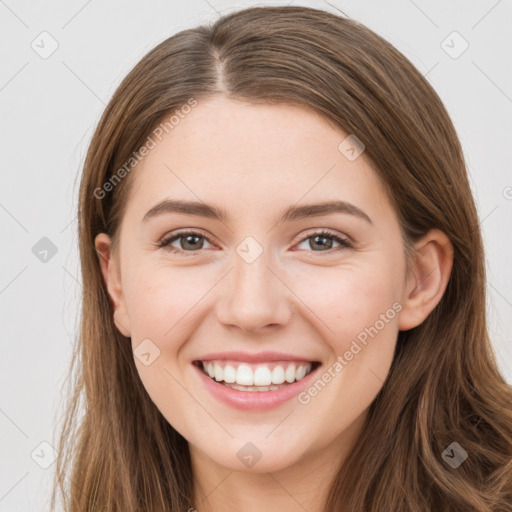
[158,227,353,255]
[158,228,216,249]
[291,227,352,246]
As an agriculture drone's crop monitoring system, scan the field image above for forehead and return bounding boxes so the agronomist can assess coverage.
[123,96,392,225]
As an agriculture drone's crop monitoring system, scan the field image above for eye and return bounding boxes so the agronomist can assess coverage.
[158,228,352,256]
[294,230,353,253]
[158,230,214,256]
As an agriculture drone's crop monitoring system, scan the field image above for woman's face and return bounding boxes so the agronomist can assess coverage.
[96,95,418,473]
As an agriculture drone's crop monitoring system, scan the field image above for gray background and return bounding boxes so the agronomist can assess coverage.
[1,0,511,510]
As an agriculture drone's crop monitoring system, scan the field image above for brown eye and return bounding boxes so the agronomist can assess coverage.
[295,230,352,252]
[159,230,214,256]
[158,229,352,257]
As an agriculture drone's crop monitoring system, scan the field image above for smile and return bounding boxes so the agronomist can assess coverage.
[196,360,317,391]
[192,359,322,410]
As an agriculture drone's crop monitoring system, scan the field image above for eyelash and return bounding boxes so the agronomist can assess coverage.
[157,229,353,257]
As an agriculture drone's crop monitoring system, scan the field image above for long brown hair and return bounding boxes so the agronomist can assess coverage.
[50,5,512,511]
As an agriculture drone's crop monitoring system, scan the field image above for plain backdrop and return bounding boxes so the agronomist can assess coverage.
[1,0,511,510]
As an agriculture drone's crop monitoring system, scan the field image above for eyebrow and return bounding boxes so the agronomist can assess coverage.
[142,198,373,225]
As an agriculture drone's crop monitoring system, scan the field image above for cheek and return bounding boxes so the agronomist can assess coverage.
[294,261,402,345]
[292,266,402,419]
[124,260,211,340]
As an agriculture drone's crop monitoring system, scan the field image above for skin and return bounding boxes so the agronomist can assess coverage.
[95,95,453,512]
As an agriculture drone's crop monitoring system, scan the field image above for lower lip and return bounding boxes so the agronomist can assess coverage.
[193,362,320,411]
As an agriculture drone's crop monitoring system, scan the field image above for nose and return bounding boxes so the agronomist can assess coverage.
[215,250,292,334]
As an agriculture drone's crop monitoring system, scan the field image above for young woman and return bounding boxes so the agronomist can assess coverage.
[51,5,512,511]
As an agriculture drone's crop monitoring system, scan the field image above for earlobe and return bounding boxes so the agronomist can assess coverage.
[94,233,131,337]
[398,229,454,331]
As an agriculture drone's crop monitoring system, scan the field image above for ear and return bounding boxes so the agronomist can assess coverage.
[398,229,454,331]
[94,233,131,337]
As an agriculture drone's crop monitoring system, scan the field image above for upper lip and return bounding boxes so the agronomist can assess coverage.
[195,351,320,363]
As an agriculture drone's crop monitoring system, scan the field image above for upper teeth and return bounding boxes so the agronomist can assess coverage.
[201,361,313,386]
